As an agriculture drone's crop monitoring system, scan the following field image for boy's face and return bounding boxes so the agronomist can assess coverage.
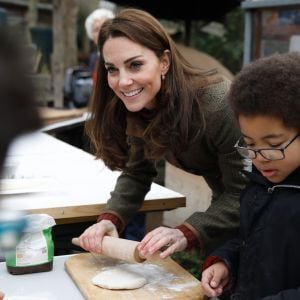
[238,115,300,183]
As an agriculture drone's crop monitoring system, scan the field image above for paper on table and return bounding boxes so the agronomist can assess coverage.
[0,178,58,195]
[4,295,55,300]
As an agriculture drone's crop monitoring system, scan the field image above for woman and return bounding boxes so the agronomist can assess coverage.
[79,8,247,259]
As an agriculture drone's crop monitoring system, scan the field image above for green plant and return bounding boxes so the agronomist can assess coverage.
[192,7,245,74]
[171,249,205,280]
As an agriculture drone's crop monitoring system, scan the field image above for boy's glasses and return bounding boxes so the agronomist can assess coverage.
[234,133,299,161]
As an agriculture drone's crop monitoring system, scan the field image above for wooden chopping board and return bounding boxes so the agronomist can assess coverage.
[65,253,205,300]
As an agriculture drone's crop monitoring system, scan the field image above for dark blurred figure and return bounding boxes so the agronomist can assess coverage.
[0,27,41,299]
[0,27,41,172]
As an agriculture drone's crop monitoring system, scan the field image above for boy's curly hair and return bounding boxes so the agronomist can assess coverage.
[228,52,300,131]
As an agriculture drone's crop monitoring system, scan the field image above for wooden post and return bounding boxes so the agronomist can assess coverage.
[52,0,78,108]
[184,19,192,46]
[26,0,38,28]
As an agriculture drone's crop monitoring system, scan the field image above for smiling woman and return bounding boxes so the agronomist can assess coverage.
[103,36,170,112]
[78,8,247,263]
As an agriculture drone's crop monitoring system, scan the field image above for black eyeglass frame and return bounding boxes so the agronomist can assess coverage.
[234,133,300,161]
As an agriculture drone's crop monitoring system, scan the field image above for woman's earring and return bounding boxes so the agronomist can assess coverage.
[161,74,165,81]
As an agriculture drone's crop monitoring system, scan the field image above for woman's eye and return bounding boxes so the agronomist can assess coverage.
[130,61,142,69]
[106,67,117,74]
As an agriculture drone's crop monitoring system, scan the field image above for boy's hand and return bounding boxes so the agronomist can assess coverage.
[201,261,230,297]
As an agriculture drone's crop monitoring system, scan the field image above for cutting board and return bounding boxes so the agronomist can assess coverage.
[65,253,205,300]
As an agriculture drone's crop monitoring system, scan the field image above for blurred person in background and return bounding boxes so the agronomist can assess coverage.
[85,8,115,85]
[0,27,41,299]
[0,28,41,171]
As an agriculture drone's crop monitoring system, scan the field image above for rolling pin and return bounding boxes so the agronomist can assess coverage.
[72,236,146,263]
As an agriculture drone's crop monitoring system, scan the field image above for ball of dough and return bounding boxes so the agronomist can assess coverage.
[92,267,147,290]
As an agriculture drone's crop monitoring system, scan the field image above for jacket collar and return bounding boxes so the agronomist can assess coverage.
[126,110,156,138]
[243,166,300,188]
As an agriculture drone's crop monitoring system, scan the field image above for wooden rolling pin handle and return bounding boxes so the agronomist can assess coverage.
[72,236,146,263]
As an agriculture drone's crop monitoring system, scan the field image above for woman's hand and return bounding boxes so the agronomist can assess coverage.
[0,291,4,300]
[138,226,187,259]
[201,261,230,298]
[78,220,118,253]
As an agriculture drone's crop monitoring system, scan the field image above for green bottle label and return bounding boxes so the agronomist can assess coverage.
[5,228,54,267]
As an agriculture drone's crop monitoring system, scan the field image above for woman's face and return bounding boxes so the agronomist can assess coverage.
[103,36,170,112]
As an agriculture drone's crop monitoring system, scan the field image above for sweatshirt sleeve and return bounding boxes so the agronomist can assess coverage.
[101,136,157,226]
[260,288,300,300]
[182,82,248,255]
[208,236,241,283]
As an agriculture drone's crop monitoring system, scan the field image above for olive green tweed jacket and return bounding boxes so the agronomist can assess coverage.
[102,78,248,256]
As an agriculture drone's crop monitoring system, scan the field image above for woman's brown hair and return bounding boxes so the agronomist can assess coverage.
[86,8,218,170]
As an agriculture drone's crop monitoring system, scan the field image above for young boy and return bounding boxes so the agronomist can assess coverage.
[201,52,300,300]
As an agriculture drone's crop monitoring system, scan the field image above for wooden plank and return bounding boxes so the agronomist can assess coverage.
[52,0,78,107]
[39,107,87,125]
[24,197,186,223]
[1,132,186,225]
[65,253,205,300]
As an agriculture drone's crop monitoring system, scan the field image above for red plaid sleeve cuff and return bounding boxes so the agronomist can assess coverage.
[202,256,224,271]
[97,213,123,233]
[175,224,199,250]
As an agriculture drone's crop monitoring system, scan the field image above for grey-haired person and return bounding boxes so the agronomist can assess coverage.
[85,8,115,85]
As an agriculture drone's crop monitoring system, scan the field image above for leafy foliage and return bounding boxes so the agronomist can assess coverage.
[171,249,205,280]
[192,7,245,74]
